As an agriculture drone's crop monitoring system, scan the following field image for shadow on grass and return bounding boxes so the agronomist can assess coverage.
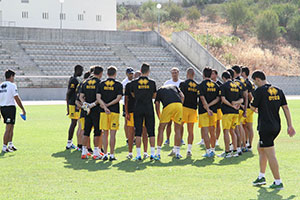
[216,151,254,166]
[51,150,112,171]
[115,145,128,154]
[250,187,297,200]
[0,152,15,159]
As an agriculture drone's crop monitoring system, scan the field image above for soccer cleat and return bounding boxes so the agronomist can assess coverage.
[168,150,175,157]
[81,154,89,159]
[87,152,92,157]
[269,182,284,190]
[154,154,161,161]
[143,153,149,159]
[209,151,215,157]
[150,155,155,161]
[181,140,186,145]
[133,156,142,161]
[175,154,182,159]
[102,155,108,161]
[238,151,243,156]
[126,154,133,159]
[242,147,249,153]
[109,156,117,161]
[218,152,231,158]
[8,146,18,151]
[252,177,266,186]
[232,151,239,157]
[93,155,102,160]
[76,147,82,152]
[197,139,204,145]
[202,152,211,158]
[88,148,93,154]
[186,151,192,157]
[66,144,77,150]
[2,148,13,153]
[164,139,170,145]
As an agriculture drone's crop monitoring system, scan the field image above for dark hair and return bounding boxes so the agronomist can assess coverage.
[83,71,90,79]
[203,67,212,78]
[107,66,117,76]
[212,69,218,75]
[141,63,150,74]
[74,65,83,72]
[231,65,241,74]
[222,71,231,80]
[187,67,195,75]
[94,66,103,75]
[227,69,234,79]
[252,70,266,81]
[242,66,250,76]
[5,69,15,79]
[89,66,96,73]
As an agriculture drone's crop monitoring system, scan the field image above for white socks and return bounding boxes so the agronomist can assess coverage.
[8,142,13,148]
[93,147,99,156]
[2,144,7,151]
[258,172,265,179]
[275,179,282,185]
[136,148,141,157]
[156,146,161,155]
[187,144,192,152]
[150,147,155,156]
[67,140,72,147]
[174,146,180,155]
[110,154,115,158]
[82,146,87,155]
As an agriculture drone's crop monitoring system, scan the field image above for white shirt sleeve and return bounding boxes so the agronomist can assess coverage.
[12,83,19,97]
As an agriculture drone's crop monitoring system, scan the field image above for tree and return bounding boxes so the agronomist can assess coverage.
[187,6,201,24]
[223,0,250,34]
[256,10,280,42]
[271,4,298,28]
[287,15,300,41]
[167,3,184,22]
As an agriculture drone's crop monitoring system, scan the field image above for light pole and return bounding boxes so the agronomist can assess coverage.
[157,3,161,34]
[59,0,64,41]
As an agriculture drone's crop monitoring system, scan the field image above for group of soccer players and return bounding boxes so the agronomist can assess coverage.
[66,62,296,189]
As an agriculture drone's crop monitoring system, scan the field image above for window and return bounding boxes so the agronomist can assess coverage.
[78,14,84,21]
[42,12,49,20]
[60,13,66,20]
[96,15,102,22]
[22,11,28,19]
[21,0,29,3]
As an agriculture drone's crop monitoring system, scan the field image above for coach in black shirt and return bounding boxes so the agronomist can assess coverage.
[250,70,295,190]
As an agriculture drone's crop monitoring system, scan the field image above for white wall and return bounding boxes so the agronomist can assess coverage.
[117,0,182,5]
[0,0,116,30]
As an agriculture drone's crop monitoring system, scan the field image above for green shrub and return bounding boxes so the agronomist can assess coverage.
[256,10,281,42]
[287,15,300,41]
[271,4,298,28]
[187,6,201,24]
[167,3,184,22]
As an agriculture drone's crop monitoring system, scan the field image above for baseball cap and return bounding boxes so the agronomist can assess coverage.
[126,67,134,74]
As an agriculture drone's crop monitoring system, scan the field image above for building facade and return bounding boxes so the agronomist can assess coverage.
[0,0,116,30]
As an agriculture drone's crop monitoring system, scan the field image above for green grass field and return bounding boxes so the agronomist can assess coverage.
[0,100,299,200]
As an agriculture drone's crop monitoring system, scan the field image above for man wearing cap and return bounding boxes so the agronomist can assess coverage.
[121,67,135,146]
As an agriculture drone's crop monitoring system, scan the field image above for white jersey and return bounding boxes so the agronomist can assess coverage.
[163,79,183,88]
[0,81,18,107]
[121,77,130,105]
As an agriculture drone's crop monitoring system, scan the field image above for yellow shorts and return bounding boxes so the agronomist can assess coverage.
[217,109,223,120]
[222,114,239,130]
[127,113,145,127]
[242,108,254,124]
[160,103,183,124]
[198,113,217,128]
[68,105,79,120]
[238,109,246,124]
[182,107,197,124]
[100,112,120,130]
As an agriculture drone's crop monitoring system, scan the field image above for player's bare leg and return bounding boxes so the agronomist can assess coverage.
[156,123,168,158]
[67,119,77,149]
[127,126,134,159]
[201,127,212,157]
[165,121,172,145]
[186,123,194,156]
[215,120,221,146]
[109,130,117,160]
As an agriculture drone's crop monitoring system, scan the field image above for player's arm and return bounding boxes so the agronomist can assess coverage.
[242,90,248,117]
[75,99,82,109]
[96,93,110,114]
[282,105,296,137]
[207,96,220,108]
[125,95,130,121]
[79,93,85,104]
[221,96,240,110]
[200,96,213,116]
[14,95,26,116]
[106,95,122,107]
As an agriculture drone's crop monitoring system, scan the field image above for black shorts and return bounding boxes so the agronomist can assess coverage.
[84,109,101,137]
[134,111,155,137]
[258,131,280,148]
[0,106,16,125]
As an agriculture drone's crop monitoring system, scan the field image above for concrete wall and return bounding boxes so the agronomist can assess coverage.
[172,31,226,77]
[267,76,300,95]
[18,88,67,101]
[0,27,159,45]
[0,0,116,31]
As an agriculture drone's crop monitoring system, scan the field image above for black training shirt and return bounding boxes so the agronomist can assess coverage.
[214,80,223,109]
[125,81,136,113]
[130,76,157,113]
[179,79,198,110]
[67,76,80,105]
[251,84,287,133]
[155,85,182,108]
[97,78,123,113]
[198,79,220,114]
[220,80,242,114]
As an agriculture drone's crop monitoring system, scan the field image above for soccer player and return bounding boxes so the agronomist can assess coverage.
[0,70,26,153]
[121,67,135,146]
[198,67,220,157]
[241,66,255,151]
[125,71,149,159]
[79,66,103,159]
[251,70,295,190]
[155,85,184,160]
[163,67,184,145]
[218,71,243,158]
[130,63,157,161]
[178,68,198,156]
[97,66,123,161]
[232,65,248,155]
[66,65,83,149]
[211,69,223,146]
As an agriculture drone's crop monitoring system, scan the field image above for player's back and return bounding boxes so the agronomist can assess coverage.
[179,79,198,110]
[220,80,241,114]
[81,77,100,104]
[198,79,219,113]
[156,84,182,108]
